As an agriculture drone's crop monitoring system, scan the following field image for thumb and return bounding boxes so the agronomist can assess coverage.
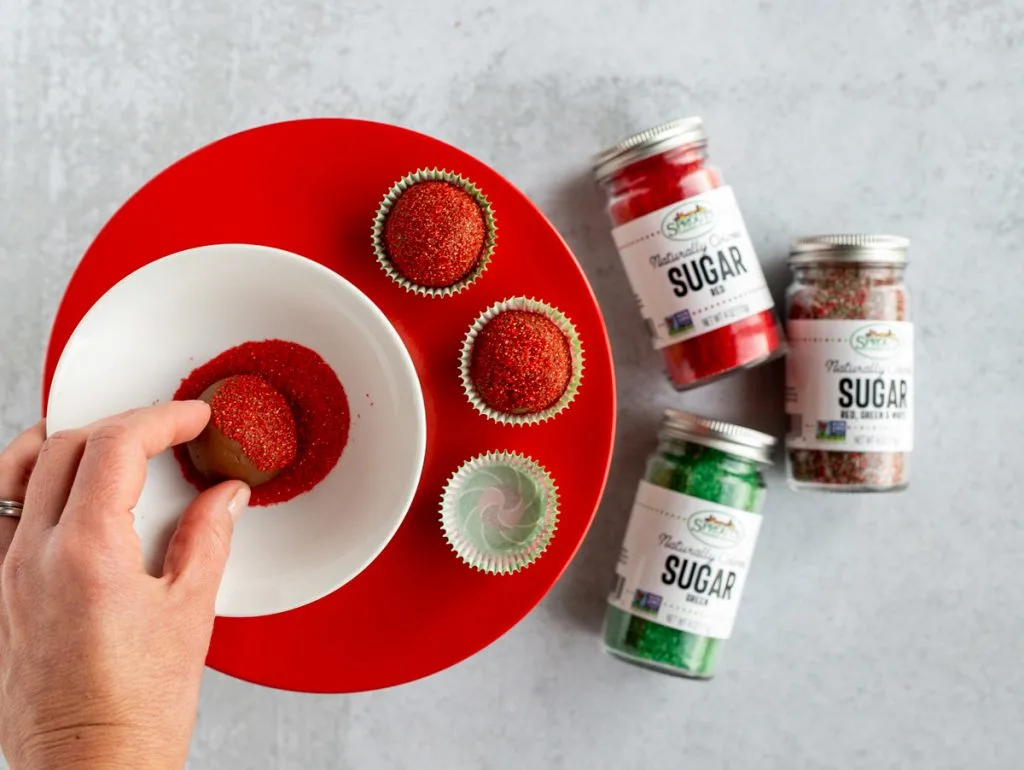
[163,480,250,594]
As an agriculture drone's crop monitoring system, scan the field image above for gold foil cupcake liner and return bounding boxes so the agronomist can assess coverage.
[371,168,497,298]
[459,297,585,426]
[440,451,559,574]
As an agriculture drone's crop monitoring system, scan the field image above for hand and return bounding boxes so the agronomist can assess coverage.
[0,402,250,770]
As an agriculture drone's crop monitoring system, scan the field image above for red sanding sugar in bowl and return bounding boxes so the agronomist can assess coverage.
[173,339,349,506]
[383,181,486,287]
[470,310,572,414]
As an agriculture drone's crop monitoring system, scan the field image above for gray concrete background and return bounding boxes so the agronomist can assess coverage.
[2,0,1022,768]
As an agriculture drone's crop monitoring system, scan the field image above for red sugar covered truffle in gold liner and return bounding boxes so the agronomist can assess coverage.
[459,297,584,426]
[372,169,497,297]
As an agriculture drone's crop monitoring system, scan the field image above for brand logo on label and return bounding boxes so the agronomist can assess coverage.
[816,420,847,442]
[631,590,662,616]
[850,324,901,359]
[687,511,743,548]
[661,200,716,240]
[665,309,694,335]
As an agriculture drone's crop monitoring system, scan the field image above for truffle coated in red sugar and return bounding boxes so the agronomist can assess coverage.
[173,339,350,507]
[383,181,486,288]
[470,311,572,415]
[209,375,297,473]
[186,375,298,488]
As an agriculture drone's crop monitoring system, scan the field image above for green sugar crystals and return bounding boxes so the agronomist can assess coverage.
[603,411,774,679]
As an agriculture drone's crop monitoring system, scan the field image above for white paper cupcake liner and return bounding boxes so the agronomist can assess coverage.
[440,451,559,575]
[459,297,585,426]
[371,168,497,298]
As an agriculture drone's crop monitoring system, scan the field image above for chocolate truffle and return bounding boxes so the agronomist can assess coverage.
[187,375,298,486]
[469,310,572,415]
[383,181,486,287]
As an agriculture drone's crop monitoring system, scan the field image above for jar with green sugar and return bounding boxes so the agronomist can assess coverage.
[603,410,775,678]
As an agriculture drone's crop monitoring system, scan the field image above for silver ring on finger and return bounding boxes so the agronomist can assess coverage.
[0,499,24,519]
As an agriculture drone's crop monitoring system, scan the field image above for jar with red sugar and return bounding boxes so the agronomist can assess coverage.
[593,118,785,390]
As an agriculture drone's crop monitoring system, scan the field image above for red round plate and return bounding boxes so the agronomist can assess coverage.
[43,119,616,692]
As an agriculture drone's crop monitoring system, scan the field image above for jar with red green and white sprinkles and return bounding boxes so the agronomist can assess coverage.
[785,235,914,492]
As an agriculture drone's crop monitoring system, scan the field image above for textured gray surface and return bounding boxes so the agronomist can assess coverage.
[2,0,1023,768]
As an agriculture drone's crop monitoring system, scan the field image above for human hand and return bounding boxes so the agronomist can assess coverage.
[0,402,250,770]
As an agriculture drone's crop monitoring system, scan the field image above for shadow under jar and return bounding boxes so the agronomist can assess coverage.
[785,235,914,492]
[593,117,785,390]
[603,411,774,679]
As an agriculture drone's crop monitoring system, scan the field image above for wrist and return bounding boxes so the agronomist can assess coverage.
[16,725,184,770]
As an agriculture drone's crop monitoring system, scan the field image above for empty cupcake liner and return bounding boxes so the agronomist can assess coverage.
[440,451,559,575]
[371,168,497,298]
[459,297,585,426]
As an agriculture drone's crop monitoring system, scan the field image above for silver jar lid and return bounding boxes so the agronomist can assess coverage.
[593,117,708,182]
[660,410,776,464]
[789,234,910,266]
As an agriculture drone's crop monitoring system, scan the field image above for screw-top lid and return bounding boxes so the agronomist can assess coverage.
[592,117,707,182]
[789,234,910,266]
[660,410,776,464]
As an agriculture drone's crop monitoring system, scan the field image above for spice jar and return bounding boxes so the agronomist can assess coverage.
[603,411,774,679]
[785,235,914,492]
[593,118,784,390]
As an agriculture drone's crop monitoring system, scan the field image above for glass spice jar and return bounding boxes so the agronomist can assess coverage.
[593,117,785,390]
[603,411,774,679]
[785,235,914,492]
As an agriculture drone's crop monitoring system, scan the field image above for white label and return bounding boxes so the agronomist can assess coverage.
[786,320,914,452]
[608,481,763,640]
[610,186,776,349]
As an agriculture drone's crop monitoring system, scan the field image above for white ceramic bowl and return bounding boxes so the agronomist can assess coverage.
[47,244,426,617]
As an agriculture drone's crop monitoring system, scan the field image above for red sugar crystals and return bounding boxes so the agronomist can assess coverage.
[593,117,784,390]
[383,181,487,288]
[470,310,572,415]
[207,375,297,473]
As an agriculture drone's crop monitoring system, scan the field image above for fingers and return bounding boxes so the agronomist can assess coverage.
[16,401,209,546]
[0,421,47,498]
[20,427,87,537]
[61,401,211,534]
[163,481,249,600]
[0,421,46,561]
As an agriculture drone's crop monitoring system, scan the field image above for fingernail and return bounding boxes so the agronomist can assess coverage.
[228,485,251,522]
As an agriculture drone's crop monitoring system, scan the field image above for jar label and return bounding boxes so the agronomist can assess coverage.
[786,319,914,452]
[610,186,776,349]
[608,481,763,640]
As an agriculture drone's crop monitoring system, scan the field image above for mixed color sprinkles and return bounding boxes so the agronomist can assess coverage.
[787,258,911,490]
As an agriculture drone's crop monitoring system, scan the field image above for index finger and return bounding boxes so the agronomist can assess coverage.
[60,400,211,532]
